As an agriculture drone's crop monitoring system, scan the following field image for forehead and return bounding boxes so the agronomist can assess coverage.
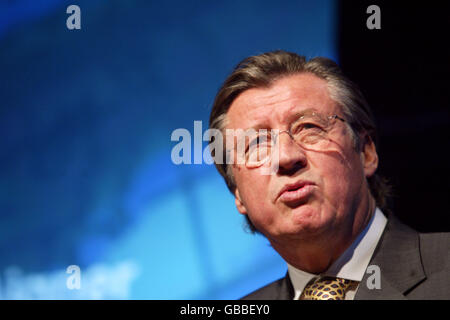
[226,73,339,129]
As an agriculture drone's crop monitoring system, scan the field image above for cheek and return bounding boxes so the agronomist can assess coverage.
[234,167,272,208]
[242,172,270,201]
[310,150,364,197]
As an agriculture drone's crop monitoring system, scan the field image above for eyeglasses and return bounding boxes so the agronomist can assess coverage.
[241,111,346,168]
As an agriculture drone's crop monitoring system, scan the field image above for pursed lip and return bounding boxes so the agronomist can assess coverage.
[277,180,315,202]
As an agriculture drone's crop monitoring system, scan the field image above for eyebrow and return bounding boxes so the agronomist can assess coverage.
[243,107,320,131]
[288,108,320,120]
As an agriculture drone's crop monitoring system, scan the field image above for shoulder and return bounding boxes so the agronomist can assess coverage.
[419,231,450,250]
[385,216,450,275]
[358,215,450,299]
[418,231,450,275]
[240,274,294,300]
[406,231,450,299]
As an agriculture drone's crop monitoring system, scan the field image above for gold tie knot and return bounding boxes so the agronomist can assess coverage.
[300,276,357,300]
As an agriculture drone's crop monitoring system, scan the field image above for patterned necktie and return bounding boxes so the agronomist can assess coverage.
[300,276,358,300]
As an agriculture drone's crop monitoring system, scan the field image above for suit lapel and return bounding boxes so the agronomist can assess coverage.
[355,215,426,299]
[278,272,295,299]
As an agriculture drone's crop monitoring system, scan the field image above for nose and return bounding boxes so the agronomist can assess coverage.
[275,130,307,175]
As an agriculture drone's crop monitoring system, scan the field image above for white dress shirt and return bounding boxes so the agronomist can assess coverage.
[287,207,387,300]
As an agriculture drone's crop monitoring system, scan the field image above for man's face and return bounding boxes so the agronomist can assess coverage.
[226,73,378,244]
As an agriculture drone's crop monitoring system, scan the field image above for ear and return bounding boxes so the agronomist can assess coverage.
[234,188,248,215]
[360,135,378,178]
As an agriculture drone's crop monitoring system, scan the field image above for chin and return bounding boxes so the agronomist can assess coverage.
[287,206,328,235]
[291,204,318,222]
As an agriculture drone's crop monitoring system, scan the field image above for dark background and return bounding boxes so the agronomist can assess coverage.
[338,1,450,232]
[0,0,448,300]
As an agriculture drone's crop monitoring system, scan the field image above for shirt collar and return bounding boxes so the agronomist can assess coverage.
[287,207,387,298]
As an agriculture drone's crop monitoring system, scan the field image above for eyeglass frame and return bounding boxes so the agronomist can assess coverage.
[275,113,346,143]
[242,112,348,168]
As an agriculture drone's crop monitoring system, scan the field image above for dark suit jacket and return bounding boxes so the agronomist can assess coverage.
[242,216,450,300]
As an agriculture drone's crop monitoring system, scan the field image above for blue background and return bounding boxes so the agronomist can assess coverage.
[0,0,337,299]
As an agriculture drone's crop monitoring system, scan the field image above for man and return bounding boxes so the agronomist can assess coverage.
[209,50,450,300]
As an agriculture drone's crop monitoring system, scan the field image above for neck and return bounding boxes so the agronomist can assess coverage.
[271,196,376,274]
